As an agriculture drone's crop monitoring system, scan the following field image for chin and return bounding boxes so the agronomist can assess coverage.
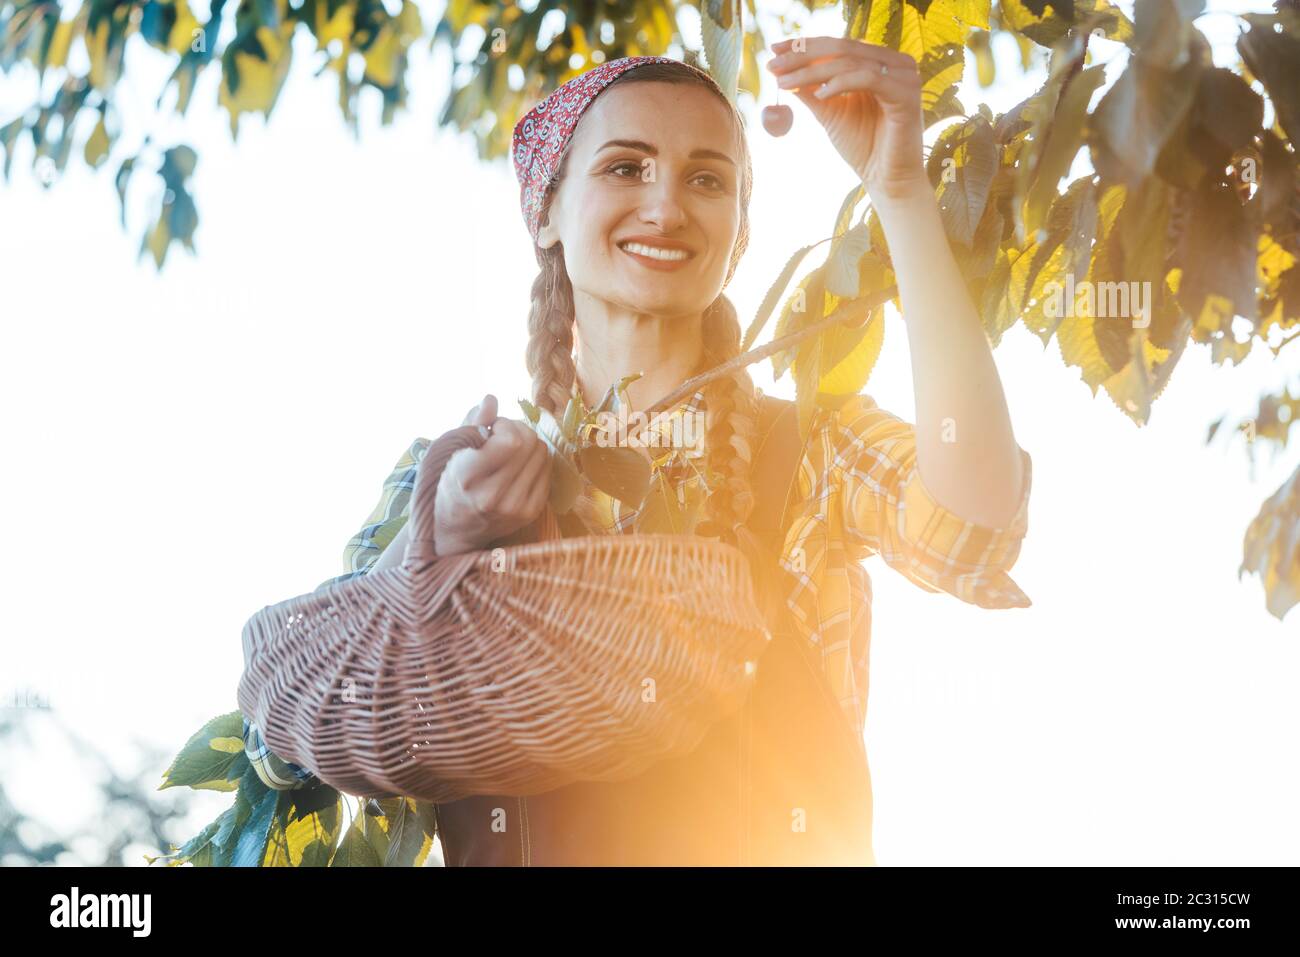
[614,289,699,315]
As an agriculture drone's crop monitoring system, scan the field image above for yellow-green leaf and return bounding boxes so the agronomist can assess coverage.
[83,114,110,168]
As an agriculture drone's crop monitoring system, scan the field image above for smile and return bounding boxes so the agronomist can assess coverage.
[618,240,695,268]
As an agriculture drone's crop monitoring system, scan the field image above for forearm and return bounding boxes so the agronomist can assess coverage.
[872,186,1025,528]
[370,521,410,572]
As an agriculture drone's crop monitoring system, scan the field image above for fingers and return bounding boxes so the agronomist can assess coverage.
[771,35,918,71]
[461,393,498,428]
[774,54,918,107]
[813,65,921,111]
[496,439,551,517]
[465,432,548,522]
[524,451,554,517]
[456,419,545,489]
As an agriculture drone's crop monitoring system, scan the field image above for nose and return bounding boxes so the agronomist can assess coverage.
[636,169,690,234]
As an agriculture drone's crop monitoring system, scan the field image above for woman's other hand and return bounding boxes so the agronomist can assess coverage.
[433,394,552,555]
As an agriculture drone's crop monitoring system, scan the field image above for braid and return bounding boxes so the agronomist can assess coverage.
[522,59,759,541]
[526,244,577,417]
[697,293,759,544]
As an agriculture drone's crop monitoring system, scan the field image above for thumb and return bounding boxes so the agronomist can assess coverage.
[466,393,497,428]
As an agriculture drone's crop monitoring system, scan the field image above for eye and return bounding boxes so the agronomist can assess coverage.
[692,171,727,191]
[606,160,645,178]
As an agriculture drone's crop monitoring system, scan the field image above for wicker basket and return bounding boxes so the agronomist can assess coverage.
[237,423,772,802]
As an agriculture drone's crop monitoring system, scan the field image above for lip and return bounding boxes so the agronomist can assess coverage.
[617,235,697,272]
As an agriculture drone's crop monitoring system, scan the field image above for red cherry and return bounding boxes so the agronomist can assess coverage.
[762,104,793,137]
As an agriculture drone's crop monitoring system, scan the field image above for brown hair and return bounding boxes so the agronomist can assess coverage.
[524,61,758,544]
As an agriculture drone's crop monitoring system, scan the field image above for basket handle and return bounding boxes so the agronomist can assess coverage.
[403,424,493,565]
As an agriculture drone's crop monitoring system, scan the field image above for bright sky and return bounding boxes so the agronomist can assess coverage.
[2,0,1296,866]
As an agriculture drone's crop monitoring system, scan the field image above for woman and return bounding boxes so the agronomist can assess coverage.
[244,42,1033,865]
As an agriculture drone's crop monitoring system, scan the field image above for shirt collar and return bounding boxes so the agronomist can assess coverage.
[569,381,708,460]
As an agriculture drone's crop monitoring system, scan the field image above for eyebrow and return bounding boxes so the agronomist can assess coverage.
[595,139,736,167]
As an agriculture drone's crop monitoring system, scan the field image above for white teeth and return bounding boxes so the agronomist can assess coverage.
[619,241,691,262]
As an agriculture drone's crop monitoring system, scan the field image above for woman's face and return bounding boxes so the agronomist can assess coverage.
[537,81,743,318]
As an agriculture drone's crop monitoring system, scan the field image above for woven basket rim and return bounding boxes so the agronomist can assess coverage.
[472,532,749,559]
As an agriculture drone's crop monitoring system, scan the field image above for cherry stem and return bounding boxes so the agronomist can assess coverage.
[624,283,901,443]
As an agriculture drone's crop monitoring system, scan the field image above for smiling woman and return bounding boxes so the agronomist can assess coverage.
[236,53,1032,868]
[523,59,759,545]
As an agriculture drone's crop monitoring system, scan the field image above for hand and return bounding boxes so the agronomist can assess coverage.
[766,36,928,203]
[432,394,552,555]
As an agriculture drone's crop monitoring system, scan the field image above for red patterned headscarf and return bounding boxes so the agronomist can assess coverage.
[512,56,724,246]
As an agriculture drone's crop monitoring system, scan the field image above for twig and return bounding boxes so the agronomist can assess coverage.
[626,284,899,443]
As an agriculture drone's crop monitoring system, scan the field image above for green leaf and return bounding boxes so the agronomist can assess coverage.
[289,780,340,819]
[742,243,818,353]
[826,223,873,298]
[1256,131,1297,231]
[969,28,995,87]
[701,0,742,105]
[1023,65,1106,239]
[772,267,827,381]
[214,782,252,852]
[262,795,341,866]
[1240,464,1300,621]
[849,0,976,127]
[113,154,134,228]
[1,116,24,181]
[560,392,583,444]
[83,112,110,168]
[818,305,885,398]
[330,813,384,867]
[159,712,247,792]
[152,807,229,866]
[586,372,643,426]
[548,450,582,514]
[1133,0,1206,68]
[231,772,280,866]
[936,113,997,247]
[414,800,439,839]
[1019,176,1101,344]
[1087,32,1206,187]
[1001,0,1134,49]
[578,445,652,510]
[1115,176,1173,303]
[1188,67,1264,171]
[1237,10,1300,145]
[635,470,689,534]
[1173,179,1260,326]
[1099,322,1188,425]
[382,798,432,867]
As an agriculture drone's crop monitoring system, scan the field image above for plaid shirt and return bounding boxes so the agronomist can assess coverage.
[244,388,1033,790]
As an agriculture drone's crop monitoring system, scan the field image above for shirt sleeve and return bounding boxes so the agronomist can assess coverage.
[245,437,432,792]
[827,394,1033,609]
[313,437,433,592]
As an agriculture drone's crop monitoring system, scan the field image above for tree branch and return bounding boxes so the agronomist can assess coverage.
[628,284,900,441]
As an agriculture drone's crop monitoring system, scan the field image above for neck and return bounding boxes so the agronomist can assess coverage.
[572,292,708,412]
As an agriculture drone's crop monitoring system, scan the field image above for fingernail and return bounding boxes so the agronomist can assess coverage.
[815,85,831,98]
